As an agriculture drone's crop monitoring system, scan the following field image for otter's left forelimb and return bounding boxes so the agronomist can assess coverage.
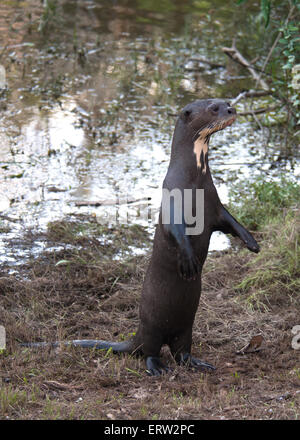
[217,206,260,253]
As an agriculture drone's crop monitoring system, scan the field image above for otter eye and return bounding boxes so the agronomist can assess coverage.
[184,109,192,118]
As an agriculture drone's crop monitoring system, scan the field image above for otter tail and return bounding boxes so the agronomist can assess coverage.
[20,339,136,353]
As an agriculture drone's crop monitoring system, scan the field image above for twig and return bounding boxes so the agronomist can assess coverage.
[0,214,19,223]
[131,81,149,91]
[231,90,271,106]
[0,45,7,61]
[264,390,300,402]
[252,111,264,131]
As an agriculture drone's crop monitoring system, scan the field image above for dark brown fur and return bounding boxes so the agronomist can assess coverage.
[23,99,259,376]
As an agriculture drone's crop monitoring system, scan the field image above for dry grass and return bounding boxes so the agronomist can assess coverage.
[0,215,299,420]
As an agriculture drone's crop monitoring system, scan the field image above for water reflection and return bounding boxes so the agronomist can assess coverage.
[0,0,298,265]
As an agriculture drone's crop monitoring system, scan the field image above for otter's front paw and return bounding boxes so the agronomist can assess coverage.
[239,229,260,253]
[178,250,200,281]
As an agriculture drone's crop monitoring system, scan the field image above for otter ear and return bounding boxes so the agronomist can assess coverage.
[183,109,192,120]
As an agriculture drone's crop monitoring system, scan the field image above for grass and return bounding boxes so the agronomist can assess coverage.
[234,211,299,309]
[46,217,151,252]
[38,0,60,34]
[226,175,300,309]
[228,175,300,230]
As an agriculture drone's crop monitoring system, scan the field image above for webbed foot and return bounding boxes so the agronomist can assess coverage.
[146,356,170,376]
[178,353,215,371]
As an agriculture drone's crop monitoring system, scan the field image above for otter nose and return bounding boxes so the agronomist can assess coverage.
[227,106,236,115]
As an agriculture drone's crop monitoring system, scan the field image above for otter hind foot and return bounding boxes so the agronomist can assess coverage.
[178,353,215,371]
[146,356,170,376]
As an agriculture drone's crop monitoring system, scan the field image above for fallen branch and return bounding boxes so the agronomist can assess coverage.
[222,44,269,90]
[74,197,151,207]
[42,380,84,391]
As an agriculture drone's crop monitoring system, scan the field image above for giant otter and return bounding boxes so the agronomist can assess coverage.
[23,99,259,375]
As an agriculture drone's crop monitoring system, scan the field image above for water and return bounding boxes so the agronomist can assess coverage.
[0,0,298,265]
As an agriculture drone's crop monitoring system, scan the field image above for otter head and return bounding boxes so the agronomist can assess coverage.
[180,99,236,173]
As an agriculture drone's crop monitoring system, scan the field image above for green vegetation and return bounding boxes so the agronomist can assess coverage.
[235,210,299,309]
[228,175,300,230]
[228,175,300,309]
[38,0,60,33]
[46,217,151,259]
[0,386,30,415]
[237,0,300,146]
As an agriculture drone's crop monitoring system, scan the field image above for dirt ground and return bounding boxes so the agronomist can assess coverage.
[0,221,299,420]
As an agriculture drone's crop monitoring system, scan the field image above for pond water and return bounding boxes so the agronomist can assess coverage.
[0,0,299,265]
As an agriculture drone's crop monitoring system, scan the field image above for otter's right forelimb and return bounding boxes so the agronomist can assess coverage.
[163,197,200,281]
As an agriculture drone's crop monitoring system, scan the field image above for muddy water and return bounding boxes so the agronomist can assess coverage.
[0,0,299,265]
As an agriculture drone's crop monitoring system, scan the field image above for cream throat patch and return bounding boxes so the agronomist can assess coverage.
[193,127,211,173]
